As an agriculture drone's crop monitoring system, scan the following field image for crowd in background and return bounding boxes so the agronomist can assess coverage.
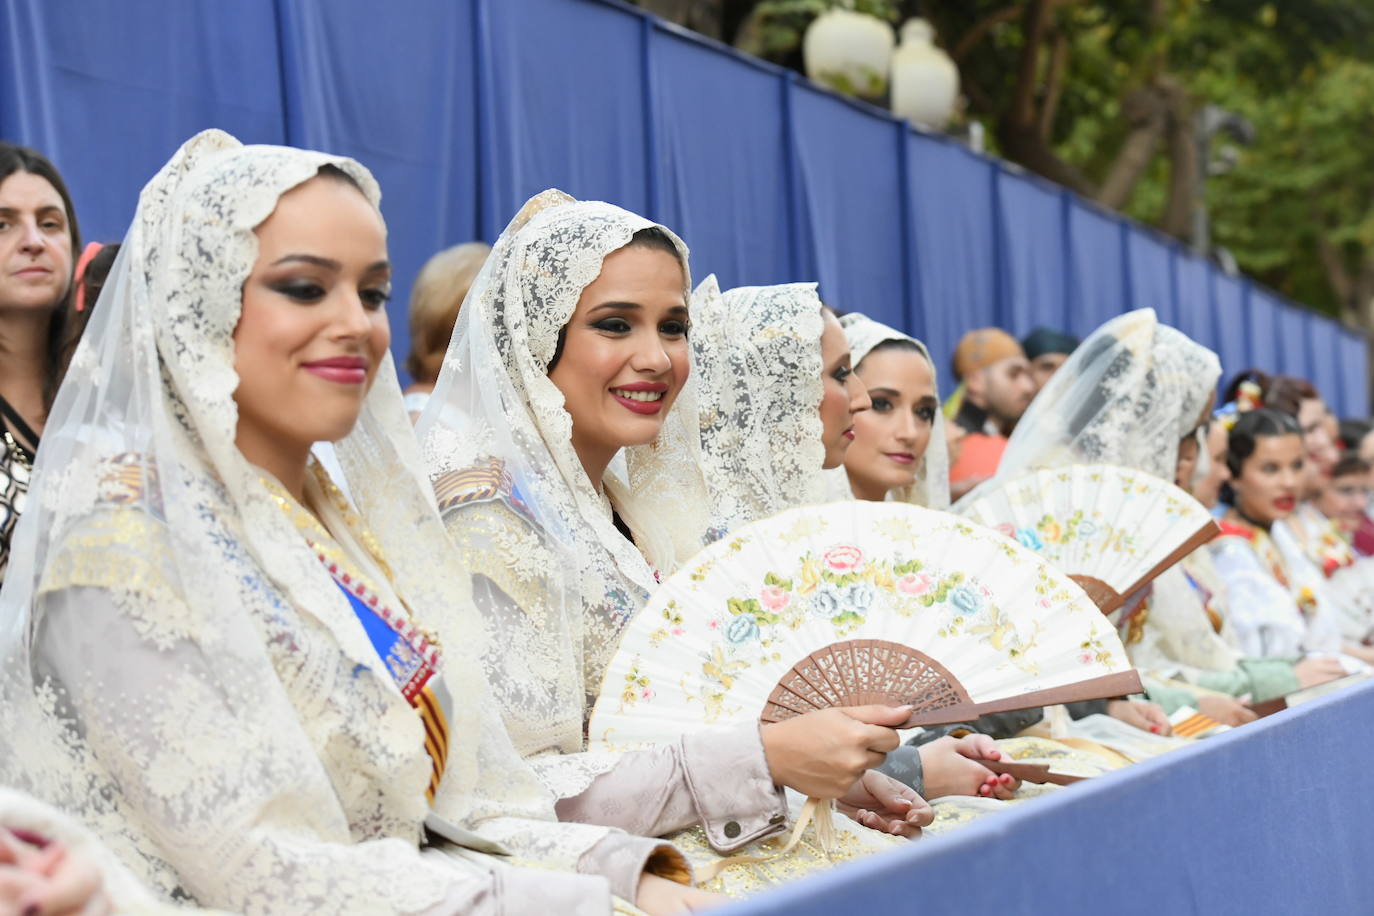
[1,131,1371,915]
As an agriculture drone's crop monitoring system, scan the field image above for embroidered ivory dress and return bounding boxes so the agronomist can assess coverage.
[418,195,906,897]
[416,193,799,881]
[1274,503,1374,645]
[1209,517,1347,661]
[0,133,686,915]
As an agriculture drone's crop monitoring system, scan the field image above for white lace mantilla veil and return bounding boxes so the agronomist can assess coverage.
[833,312,951,510]
[0,132,617,913]
[625,275,828,571]
[415,190,694,793]
[968,308,1222,496]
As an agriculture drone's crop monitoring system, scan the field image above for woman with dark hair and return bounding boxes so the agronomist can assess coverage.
[1210,408,1366,670]
[1235,375,1374,663]
[0,142,80,582]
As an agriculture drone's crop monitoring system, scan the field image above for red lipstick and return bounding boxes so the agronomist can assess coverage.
[610,381,668,416]
[303,355,368,385]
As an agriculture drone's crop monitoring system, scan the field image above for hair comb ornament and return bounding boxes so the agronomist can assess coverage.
[1214,379,1264,431]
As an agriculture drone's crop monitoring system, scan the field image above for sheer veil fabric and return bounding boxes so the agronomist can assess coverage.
[970,308,1222,494]
[831,313,950,509]
[416,191,695,794]
[625,275,829,569]
[0,133,620,913]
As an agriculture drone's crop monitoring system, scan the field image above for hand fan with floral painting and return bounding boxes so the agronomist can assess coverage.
[958,464,1220,615]
[587,502,1141,749]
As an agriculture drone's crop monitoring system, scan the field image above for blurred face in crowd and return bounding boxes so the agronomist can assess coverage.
[548,243,689,480]
[967,355,1034,432]
[1028,351,1069,394]
[1191,421,1231,509]
[1175,432,1201,492]
[1316,471,1369,532]
[1173,395,1215,491]
[0,170,73,313]
[234,174,391,466]
[818,310,871,469]
[1232,433,1304,527]
[1297,397,1338,495]
[844,344,936,500]
[1359,429,1374,468]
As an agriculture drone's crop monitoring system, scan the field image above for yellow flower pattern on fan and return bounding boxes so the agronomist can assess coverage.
[590,502,1135,746]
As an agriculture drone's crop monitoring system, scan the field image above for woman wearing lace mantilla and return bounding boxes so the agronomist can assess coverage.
[829,312,950,509]
[419,193,932,896]
[975,308,1264,731]
[622,283,1022,856]
[0,132,719,915]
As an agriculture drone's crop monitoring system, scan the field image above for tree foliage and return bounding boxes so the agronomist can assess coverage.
[634,0,1374,325]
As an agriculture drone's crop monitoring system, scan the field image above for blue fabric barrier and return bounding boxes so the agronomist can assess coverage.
[1246,287,1283,380]
[995,171,1068,338]
[1172,250,1214,349]
[1064,198,1126,339]
[724,678,1374,916]
[904,137,1000,373]
[1211,273,1252,390]
[2,0,1367,413]
[1125,229,1178,325]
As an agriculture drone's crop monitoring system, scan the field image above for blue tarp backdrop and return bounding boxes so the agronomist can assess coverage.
[2,0,1367,414]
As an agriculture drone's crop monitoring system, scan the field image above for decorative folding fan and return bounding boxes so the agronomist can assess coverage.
[588,502,1141,750]
[958,464,1220,615]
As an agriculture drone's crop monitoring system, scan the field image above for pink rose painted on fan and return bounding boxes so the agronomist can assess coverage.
[897,572,934,596]
[823,545,863,572]
[759,585,792,612]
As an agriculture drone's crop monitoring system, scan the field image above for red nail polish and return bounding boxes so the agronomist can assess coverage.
[1150,725,1161,733]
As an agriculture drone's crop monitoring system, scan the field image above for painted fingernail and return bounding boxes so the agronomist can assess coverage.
[1000,774,1013,784]
[1150,725,1161,733]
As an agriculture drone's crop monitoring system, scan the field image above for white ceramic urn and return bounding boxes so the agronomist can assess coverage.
[803,8,896,100]
[890,18,959,129]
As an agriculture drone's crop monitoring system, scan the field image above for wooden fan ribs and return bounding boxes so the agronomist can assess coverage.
[760,640,971,724]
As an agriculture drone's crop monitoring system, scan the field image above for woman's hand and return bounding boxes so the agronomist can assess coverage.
[835,770,932,838]
[1195,694,1258,727]
[1106,699,1173,735]
[1295,656,1347,689]
[636,874,728,914]
[917,735,1017,800]
[761,706,906,799]
[0,831,110,916]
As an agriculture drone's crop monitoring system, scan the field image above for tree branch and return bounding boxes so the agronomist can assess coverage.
[1010,0,1055,128]
[1037,28,1070,142]
[1096,85,1169,208]
[1160,81,1198,239]
[953,5,1025,62]
[1317,235,1354,319]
